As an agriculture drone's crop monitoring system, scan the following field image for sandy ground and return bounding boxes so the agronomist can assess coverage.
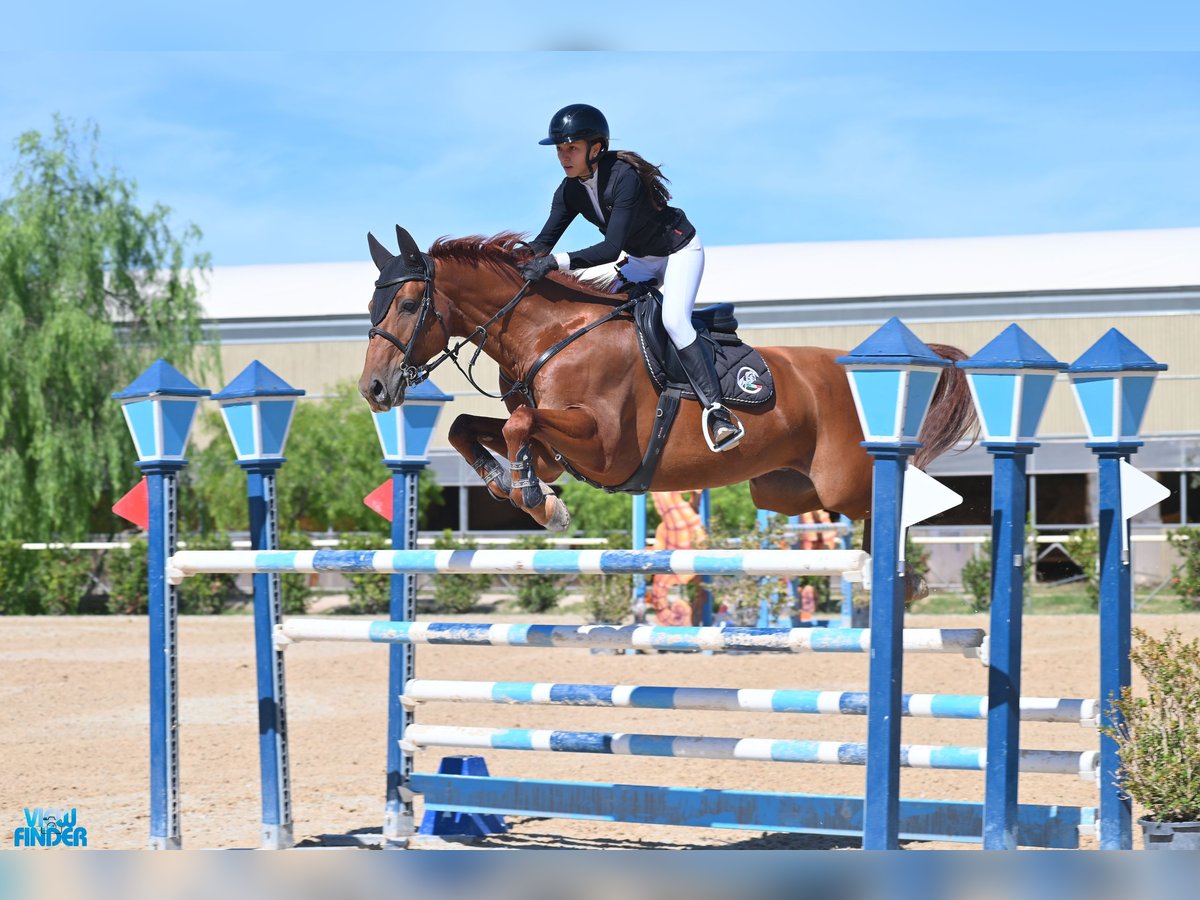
[2,609,1196,851]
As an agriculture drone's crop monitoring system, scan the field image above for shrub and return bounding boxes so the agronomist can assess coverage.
[509,534,566,614]
[1102,628,1200,823]
[960,525,1037,612]
[0,542,97,615]
[177,533,243,615]
[277,531,314,615]
[337,532,394,615]
[0,540,42,614]
[103,538,149,615]
[1167,527,1200,610]
[428,530,493,615]
[1064,528,1101,608]
[579,536,634,624]
[37,546,96,615]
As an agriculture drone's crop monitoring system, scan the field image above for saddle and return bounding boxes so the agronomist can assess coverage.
[551,283,775,495]
[629,286,775,409]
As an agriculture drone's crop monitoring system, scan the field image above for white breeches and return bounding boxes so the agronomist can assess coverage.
[619,233,705,349]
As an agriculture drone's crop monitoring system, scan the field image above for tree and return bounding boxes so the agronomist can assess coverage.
[0,117,213,540]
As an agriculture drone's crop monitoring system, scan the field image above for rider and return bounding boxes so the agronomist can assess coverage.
[518,103,745,453]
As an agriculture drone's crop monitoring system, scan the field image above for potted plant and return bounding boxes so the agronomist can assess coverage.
[1102,627,1200,849]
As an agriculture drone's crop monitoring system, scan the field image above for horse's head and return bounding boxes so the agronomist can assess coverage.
[358,225,446,411]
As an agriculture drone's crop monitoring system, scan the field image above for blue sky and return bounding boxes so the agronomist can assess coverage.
[2,8,1198,266]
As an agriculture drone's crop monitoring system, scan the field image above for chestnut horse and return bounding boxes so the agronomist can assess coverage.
[358,228,976,532]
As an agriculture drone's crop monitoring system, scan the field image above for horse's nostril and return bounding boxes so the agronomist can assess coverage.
[371,379,385,401]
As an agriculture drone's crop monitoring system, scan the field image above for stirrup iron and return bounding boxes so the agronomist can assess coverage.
[701,404,745,453]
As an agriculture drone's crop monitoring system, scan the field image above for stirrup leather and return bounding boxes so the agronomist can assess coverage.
[701,404,745,453]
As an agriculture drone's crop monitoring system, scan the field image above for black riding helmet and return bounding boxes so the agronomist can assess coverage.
[538,103,610,146]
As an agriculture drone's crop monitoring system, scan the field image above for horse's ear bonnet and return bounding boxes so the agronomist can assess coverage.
[367,226,431,326]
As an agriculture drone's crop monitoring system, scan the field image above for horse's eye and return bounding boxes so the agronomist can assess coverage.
[400,300,419,313]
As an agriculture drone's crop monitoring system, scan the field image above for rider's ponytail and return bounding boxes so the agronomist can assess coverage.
[614,150,672,210]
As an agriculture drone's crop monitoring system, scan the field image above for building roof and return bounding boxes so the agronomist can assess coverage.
[197,227,1200,322]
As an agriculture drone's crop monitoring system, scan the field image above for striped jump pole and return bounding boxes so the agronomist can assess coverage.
[167,548,871,583]
[400,725,1099,779]
[403,680,1100,725]
[275,620,986,657]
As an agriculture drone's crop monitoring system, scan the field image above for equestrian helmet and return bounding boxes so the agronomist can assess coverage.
[539,104,610,146]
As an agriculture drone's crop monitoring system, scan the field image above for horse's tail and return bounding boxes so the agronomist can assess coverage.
[913,344,979,469]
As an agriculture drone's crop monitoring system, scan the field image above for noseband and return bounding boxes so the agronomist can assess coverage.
[367,253,446,389]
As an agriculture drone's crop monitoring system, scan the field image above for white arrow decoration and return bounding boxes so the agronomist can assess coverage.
[902,464,965,531]
[1118,460,1171,559]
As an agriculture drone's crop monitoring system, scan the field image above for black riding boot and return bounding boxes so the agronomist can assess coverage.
[676,339,745,452]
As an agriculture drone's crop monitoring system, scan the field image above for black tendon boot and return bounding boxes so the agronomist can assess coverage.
[676,339,745,452]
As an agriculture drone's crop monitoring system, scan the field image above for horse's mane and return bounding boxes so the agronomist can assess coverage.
[427,232,618,299]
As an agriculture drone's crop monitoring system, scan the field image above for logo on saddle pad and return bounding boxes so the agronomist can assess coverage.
[736,366,765,395]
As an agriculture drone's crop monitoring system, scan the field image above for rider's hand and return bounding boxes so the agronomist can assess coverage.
[519,254,559,282]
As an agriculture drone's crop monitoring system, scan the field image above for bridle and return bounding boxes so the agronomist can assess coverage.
[367,252,445,389]
[367,253,536,396]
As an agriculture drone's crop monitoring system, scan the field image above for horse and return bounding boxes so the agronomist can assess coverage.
[358,226,977,535]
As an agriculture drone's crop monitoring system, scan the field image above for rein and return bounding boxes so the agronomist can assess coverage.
[369,260,633,404]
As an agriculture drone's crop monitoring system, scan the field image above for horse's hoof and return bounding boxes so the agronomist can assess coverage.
[543,495,572,532]
[905,571,929,603]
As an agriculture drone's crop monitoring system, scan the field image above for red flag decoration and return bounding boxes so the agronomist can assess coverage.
[363,480,393,522]
[113,477,150,530]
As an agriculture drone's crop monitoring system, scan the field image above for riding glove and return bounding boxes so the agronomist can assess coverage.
[519,254,559,282]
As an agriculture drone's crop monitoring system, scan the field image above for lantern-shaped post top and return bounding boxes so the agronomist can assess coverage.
[836,317,949,447]
[373,378,454,465]
[1067,328,1166,447]
[212,361,305,463]
[956,323,1066,446]
[112,359,210,464]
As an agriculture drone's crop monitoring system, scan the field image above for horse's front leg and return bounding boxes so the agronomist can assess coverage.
[447,413,514,502]
[502,405,604,531]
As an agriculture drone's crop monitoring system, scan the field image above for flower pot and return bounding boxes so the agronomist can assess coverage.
[1139,818,1200,850]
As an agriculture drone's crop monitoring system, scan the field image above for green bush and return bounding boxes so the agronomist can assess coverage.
[960,525,1037,612]
[337,532,394,615]
[509,534,566,614]
[37,546,96,615]
[103,538,149,614]
[1167,527,1200,610]
[428,529,493,615]
[177,533,243,615]
[0,540,42,614]
[0,542,96,615]
[579,536,634,624]
[1065,528,1101,608]
[1103,628,1200,823]
[277,531,314,615]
